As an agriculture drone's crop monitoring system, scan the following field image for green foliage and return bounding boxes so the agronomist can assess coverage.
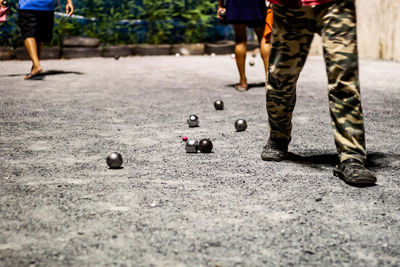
[179,0,217,43]
[0,0,220,47]
[139,0,175,44]
[0,2,22,47]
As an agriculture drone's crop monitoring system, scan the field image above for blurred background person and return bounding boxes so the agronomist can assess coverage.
[217,0,272,91]
[18,0,74,79]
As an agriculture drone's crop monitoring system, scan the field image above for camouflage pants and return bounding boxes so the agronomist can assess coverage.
[266,0,366,163]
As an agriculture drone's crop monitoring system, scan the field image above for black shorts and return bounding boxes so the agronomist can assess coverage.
[18,10,54,43]
[228,20,266,28]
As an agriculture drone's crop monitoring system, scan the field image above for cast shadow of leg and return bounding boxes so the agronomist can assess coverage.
[286,152,338,169]
[286,151,396,170]
[285,151,397,188]
[0,70,84,79]
[228,82,265,91]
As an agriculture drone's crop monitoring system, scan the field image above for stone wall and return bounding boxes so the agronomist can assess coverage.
[309,0,400,61]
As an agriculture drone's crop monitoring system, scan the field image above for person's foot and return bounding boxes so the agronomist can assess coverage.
[261,138,289,161]
[25,66,42,80]
[333,159,377,186]
[235,83,248,92]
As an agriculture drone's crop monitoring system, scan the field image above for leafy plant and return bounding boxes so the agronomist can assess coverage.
[0,1,22,47]
[1,0,224,47]
[171,0,218,43]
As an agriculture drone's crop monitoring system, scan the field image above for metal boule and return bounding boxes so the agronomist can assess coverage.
[185,139,199,153]
[214,100,224,110]
[198,139,213,153]
[187,115,199,127]
[106,152,123,169]
[235,119,247,132]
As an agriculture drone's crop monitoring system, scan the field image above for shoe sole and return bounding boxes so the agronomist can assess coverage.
[333,169,377,186]
[261,154,288,162]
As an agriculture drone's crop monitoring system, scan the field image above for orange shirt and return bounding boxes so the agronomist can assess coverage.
[263,7,273,42]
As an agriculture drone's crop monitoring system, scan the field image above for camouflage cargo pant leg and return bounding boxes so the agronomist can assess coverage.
[266,4,315,143]
[267,0,366,163]
[320,0,367,163]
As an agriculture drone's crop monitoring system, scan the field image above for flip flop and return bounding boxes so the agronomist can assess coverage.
[235,83,248,92]
[24,72,43,80]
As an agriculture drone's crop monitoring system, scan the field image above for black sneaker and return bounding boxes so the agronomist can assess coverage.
[261,139,288,161]
[333,159,377,186]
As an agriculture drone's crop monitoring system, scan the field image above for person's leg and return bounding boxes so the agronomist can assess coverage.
[254,26,271,81]
[24,37,42,77]
[262,4,315,161]
[18,10,43,78]
[319,1,366,164]
[318,1,375,185]
[37,41,43,58]
[233,24,248,91]
[266,5,314,143]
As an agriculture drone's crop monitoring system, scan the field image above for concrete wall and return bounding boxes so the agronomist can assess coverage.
[309,0,400,61]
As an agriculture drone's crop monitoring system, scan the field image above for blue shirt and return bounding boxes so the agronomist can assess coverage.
[19,0,54,11]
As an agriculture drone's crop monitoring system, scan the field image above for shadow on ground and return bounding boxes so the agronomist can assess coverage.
[0,70,84,78]
[228,82,265,90]
[287,151,399,171]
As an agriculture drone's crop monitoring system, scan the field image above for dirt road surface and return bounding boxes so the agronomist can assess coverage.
[1,55,399,266]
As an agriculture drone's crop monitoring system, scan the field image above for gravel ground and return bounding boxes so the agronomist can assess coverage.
[0,55,399,266]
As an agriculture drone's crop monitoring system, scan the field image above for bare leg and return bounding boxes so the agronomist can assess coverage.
[24,38,42,79]
[254,26,271,81]
[233,24,248,91]
[37,42,43,58]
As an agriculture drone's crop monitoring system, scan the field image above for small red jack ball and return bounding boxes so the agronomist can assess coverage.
[182,136,188,142]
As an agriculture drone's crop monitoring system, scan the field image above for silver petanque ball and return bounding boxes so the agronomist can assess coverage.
[187,114,199,127]
[235,119,247,132]
[185,139,199,153]
[214,100,224,110]
[106,152,123,169]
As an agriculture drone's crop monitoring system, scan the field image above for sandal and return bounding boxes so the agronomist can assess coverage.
[24,72,43,80]
[235,83,248,92]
